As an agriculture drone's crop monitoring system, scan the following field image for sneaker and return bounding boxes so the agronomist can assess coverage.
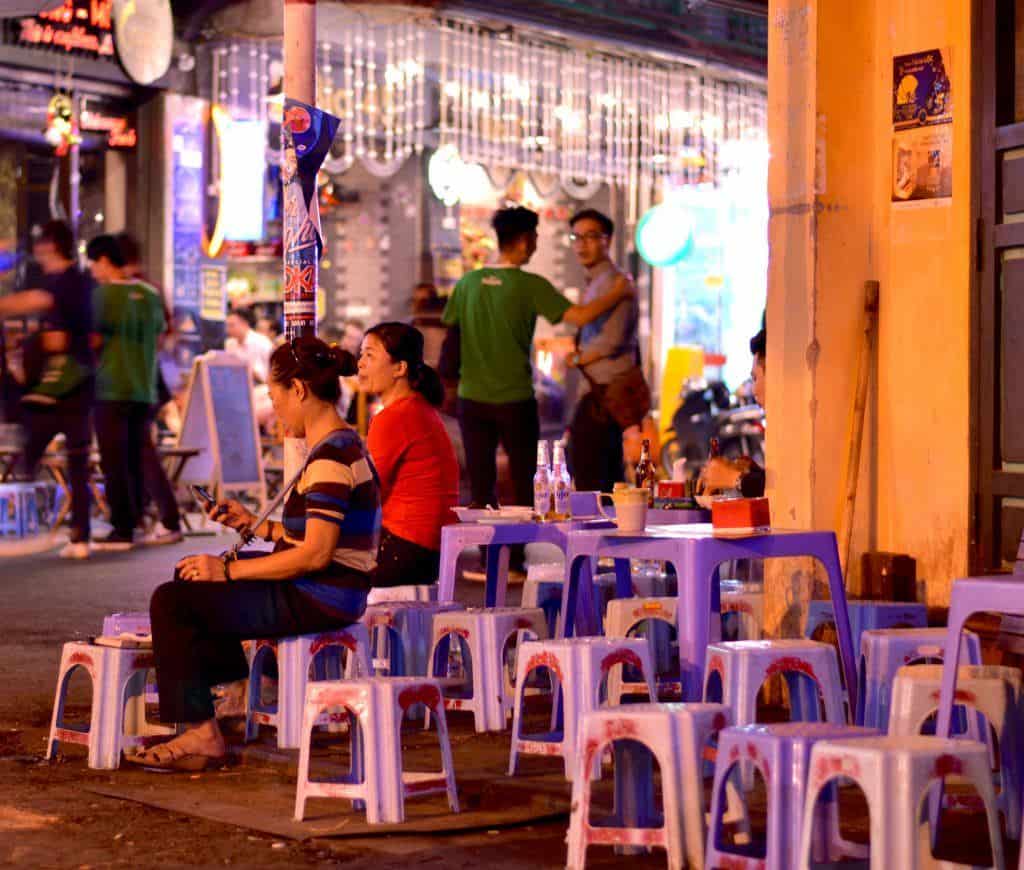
[91,532,135,552]
[59,541,90,560]
[142,522,184,547]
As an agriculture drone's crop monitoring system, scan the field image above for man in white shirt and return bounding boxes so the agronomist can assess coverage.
[224,309,273,384]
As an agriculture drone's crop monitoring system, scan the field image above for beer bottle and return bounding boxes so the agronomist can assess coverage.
[533,441,551,521]
[635,438,656,507]
[550,441,572,521]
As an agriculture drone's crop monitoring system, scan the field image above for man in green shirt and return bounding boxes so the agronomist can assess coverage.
[86,235,166,551]
[443,206,632,510]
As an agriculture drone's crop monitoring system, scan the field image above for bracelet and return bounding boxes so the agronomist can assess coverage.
[263,520,275,543]
[221,552,234,581]
[224,559,233,581]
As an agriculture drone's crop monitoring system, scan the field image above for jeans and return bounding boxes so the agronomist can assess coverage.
[94,400,149,539]
[568,390,624,494]
[20,384,93,542]
[373,527,440,587]
[457,396,539,508]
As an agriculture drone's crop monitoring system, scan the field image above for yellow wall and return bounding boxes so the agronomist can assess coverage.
[766,0,973,629]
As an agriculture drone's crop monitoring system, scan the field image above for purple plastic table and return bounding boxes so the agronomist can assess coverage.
[437,504,706,607]
[558,523,859,718]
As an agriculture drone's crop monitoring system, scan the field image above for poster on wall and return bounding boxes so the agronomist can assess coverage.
[892,48,953,202]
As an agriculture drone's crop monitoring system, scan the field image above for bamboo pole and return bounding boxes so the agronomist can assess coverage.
[837,280,880,579]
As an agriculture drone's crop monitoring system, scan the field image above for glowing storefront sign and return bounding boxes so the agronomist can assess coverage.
[207,107,266,256]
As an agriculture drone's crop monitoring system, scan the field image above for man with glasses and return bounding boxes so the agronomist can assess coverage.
[565,208,639,493]
[443,206,632,519]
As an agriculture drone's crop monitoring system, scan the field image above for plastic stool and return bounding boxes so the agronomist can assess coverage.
[0,482,40,537]
[244,624,373,749]
[362,602,463,676]
[858,627,983,730]
[46,641,172,769]
[603,597,680,702]
[806,599,927,652]
[703,640,846,726]
[888,663,1023,839]
[428,607,547,733]
[705,722,878,869]
[523,567,565,638]
[720,582,764,641]
[567,703,732,870]
[367,584,438,605]
[507,637,657,779]
[294,677,459,824]
[797,736,1005,869]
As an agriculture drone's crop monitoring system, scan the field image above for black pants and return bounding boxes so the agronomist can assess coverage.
[20,385,93,542]
[373,527,440,587]
[141,406,180,531]
[458,397,539,508]
[94,400,149,539]
[150,572,367,723]
[569,391,624,494]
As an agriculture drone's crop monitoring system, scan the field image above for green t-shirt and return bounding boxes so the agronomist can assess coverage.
[93,280,166,404]
[442,266,572,404]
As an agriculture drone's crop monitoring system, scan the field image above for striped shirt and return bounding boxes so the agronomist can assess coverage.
[279,428,382,578]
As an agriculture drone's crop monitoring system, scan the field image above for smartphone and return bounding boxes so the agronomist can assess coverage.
[190,484,216,512]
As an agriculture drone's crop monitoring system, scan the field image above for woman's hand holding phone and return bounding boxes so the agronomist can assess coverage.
[208,499,256,534]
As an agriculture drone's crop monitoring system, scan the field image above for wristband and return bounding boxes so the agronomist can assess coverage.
[221,552,235,581]
[263,520,275,543]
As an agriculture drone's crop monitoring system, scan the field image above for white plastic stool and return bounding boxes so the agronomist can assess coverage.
[244,624,373,749]
[797,736,1005,869]
[705,722,878,870]
[367,584,438,605]
[858,627,983,730]
[294,677,459,824]
[703,640,846,726]
[720,584,764,640]
[428,607,547,732]
[567,703,732,870]
[46,641,172,769]
[604,597,680,702]
[888,663,1023,839]
[507,637,657,779]
[361,602,464,676]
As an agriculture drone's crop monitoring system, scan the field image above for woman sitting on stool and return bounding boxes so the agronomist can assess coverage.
[358,322,458,587]
[133,335,381,771]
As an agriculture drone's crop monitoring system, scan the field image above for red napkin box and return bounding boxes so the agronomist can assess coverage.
[711,497,771,531]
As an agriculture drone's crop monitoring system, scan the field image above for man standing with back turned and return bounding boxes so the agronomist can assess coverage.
[443,206,633,512]
[87,235,166,551]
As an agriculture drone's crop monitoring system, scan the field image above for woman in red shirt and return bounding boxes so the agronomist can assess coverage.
[359,322,459,586]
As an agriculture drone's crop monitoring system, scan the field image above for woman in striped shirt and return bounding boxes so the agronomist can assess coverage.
[134,336,381,771]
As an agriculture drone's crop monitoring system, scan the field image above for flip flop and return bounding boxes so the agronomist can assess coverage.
[126,742,227,772]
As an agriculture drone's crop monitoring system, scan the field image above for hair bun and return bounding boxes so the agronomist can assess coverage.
[329,344,357,377]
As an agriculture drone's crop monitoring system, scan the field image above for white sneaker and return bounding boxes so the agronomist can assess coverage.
[59,541,91,560]
[142,522,184,547]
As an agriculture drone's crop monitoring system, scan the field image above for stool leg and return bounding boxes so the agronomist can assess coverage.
[90,666,122,770]
[46,656,73,760]
[433,702,460,813]
[278,643,307,750]
[612,740,654,857]
[245,647,268,744]
[293,698,319,821]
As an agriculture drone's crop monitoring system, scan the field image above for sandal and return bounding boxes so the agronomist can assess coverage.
[126,740,227,772]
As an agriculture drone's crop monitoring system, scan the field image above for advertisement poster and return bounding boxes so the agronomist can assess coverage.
[892,48,953,202]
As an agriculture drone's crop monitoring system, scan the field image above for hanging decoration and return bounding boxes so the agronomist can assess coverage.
[635,202,695,267]
[44,93,79,156]
[427,144,466,207]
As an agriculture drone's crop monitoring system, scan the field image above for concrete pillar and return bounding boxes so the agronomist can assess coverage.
[765,0,974,634]
[104,150,128,234]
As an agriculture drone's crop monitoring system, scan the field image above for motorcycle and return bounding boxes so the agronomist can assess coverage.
[660,377,765,475]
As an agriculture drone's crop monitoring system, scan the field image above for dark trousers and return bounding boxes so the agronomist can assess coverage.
[373,527,440,587]
[150,572,367,723]
[94,400,149,539]
[21,385,92,542]
[568,391,624,494]
[141,406,180,531]
[458,396,539,508]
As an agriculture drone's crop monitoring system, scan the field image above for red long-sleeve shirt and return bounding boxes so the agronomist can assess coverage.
[367,393,459,551]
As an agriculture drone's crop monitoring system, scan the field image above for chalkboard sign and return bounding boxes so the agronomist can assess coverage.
[178,351,266,504]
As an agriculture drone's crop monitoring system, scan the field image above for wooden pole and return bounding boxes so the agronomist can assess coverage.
[837,280,880,579]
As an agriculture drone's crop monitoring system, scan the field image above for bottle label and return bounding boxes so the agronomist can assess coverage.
[534,478,551,517]
[553,480,571,517]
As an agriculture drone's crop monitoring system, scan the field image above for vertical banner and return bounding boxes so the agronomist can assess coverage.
[165,94,207,367]
[281,98,339,339]
[199,263,227,351]
[891,48,953,202]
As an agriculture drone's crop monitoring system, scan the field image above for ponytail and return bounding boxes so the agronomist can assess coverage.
[409,362,444,407]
